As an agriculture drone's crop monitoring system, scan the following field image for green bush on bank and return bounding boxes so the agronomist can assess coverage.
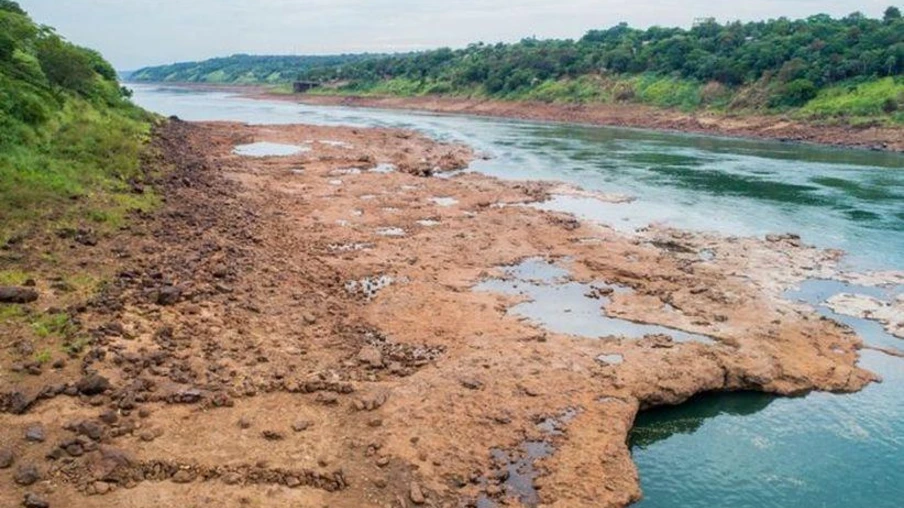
[0,2,153,237]
[799,77,904,118]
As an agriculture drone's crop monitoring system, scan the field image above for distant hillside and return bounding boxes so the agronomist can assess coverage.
[130,54,383,84]
[129,8,904,122]
[296,8,904,121]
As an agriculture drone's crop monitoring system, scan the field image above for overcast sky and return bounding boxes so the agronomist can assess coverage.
[18,0,896,70]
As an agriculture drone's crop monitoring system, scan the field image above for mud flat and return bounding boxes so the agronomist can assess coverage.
[0,118,886,508]
[248,90,904,153]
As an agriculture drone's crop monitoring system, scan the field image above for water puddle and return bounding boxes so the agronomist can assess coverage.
[430,196,459,207]
[345,275,395,299]
[233,142,309,157]
[435,169,466,179]
[370,163,397,173]
[331,168,362,176]
[786,279,904,353]
[328,243,373,252]
[316,140,352,148]
[376,227,406,237]
[596,353,625,366]
[536,407,581,435]
[475,258,715,344]
[479,441,554,508]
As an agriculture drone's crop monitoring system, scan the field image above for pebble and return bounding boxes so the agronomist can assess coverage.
[171,470,194,483]
[0,448,14,468]
[94,481,112,495]
[357,346,384,368]
[291,420,312,432]
[23,493,49,508]
[14,464,41,486]
[409,482,426,505]
[316,392,339,405]
[24,425,45,443]
[76,374,110,396]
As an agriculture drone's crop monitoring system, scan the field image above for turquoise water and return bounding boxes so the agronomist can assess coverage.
[130,85,904,507]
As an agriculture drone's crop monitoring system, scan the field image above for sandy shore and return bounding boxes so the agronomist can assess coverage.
[0,119,882,507]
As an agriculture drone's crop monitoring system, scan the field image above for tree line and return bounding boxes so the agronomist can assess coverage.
[296,7,903,109]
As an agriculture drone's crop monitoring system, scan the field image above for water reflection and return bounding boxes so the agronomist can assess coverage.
[631,392,776,448]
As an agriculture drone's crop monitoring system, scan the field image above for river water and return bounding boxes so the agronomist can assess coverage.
[131,84,904,507]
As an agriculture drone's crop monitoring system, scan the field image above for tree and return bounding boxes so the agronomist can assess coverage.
[884,6,902,22]
[36,35,95,95]
[0,1,24,15]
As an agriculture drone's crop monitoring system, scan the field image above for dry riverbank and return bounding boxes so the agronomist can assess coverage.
[0,118,881,507]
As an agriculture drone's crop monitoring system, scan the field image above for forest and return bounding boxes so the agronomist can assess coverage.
[0,0,152,234]
[133,7,904,122]
[129,54,381,84]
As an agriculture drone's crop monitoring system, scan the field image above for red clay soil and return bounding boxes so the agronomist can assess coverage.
[0,119,879,508]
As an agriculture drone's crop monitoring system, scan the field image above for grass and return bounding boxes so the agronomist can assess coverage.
[799,77,904,123]
[0,96,155,237]
[0,269,32,286]
[30,312,72,338]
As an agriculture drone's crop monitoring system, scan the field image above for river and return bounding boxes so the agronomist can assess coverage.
[130,84,904,507]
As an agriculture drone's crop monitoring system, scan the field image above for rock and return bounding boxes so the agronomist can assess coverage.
[23,493,49,508]
[357,345,384,368]
[8,391,35,414]
[460,378,484,390]
[0,448,14,468]
[77,420,105,441]
[76,374,110,396]
[238,417,252,429]
[0,286,39,303]
[139,431,156,442]
[222,472,241,485]
[302,313,317,325]
[174,388,202,403]
[315,392,340,405]
[156,286,182,306]
[24,425,45,443]
[14,464,41,486]
[261,430,284,441]
[286,476,302,488]
[88,446,134,481]
[99,411,119,425]
[171,470,195,483]
[409,482,426,505]
[93,481,112,495]
[376,456,390,467]
[291,420,312,432]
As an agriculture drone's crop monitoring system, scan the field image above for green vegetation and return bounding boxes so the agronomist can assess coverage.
[133,7,904,123]
[30,312,72,338]
[0,1,152,236]
[130,54,382,84]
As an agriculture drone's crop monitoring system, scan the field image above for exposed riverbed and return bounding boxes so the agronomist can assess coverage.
[130,84,904,507]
